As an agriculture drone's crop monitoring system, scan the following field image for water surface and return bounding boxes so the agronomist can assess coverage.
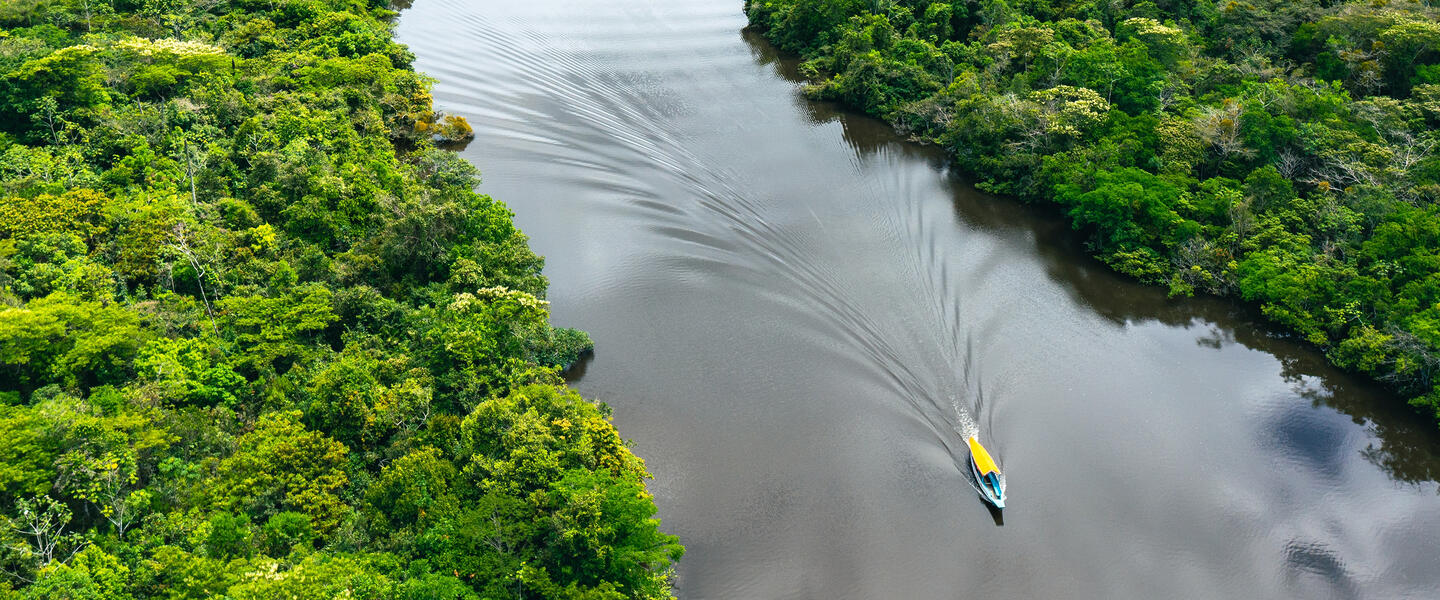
[396,2,1440,598]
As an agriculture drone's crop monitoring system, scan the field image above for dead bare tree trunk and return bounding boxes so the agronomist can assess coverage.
[170,222,221,338]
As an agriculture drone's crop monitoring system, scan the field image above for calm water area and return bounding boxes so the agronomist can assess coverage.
[396,2,1440,597]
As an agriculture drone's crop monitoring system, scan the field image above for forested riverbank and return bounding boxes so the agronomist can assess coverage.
[745,0,1440,425]
[0,1,680,598]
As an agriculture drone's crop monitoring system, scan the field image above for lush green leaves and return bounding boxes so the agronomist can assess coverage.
[748,0,1440,426]
[0,1,678,597]
[203,411,349,533]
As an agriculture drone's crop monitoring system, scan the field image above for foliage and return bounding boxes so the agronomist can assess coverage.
[747,0,1440,427]
[0,1,679,597]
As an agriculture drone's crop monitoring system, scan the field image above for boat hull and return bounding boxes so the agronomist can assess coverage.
[972,465,1004,508]
[969,450,1006,509]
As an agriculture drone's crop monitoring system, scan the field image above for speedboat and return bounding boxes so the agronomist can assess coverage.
[968,436,1006,509]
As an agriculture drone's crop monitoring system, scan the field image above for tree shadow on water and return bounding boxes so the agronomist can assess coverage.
[561,348,595,384]
[740,27,1440,489]
[741,29,947,164]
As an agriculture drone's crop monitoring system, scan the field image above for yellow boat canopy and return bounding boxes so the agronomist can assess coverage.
[968,436,1000,476]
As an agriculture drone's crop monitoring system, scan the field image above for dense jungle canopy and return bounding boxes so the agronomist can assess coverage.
[0,1,682,598]
[746,0,1440,426]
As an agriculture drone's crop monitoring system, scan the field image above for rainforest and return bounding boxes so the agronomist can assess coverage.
[0,1,682,598]
[745,0,1440,425]
[7,0,1440,597]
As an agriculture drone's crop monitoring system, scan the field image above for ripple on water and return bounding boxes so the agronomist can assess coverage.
[396,1,1440,597]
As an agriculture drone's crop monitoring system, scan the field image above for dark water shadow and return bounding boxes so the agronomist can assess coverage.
[985,502,1004,526]
[435,137,475,153]
[561,349,595,383]
[740,28,1440,488]
[1284,540,1361,600]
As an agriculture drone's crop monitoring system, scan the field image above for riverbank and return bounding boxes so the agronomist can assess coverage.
[744,0,1440,427]
[394,1,1440,596]
[0,1,679,597]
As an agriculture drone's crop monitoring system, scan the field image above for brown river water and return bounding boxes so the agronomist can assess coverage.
[395,2,1440,598]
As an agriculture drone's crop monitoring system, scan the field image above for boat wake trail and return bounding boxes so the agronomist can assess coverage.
[852,155,1011,488]
[409,0,1003,496]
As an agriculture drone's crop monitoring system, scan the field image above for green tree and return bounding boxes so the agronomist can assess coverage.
[203,411,349,533]
[0,1,679,596]
[538,469,684,600]
[0,293,151,391]
[218,284,337,375]
[424,288,561,405]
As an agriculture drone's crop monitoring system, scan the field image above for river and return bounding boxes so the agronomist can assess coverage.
[394,2,1440,598]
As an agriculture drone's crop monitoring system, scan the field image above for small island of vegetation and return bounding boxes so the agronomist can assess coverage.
[0,0,681,598]
[746,0,1440,426]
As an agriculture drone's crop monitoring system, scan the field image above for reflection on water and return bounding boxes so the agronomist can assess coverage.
[397,1,1440,597]
[1299,372,1440,486]
[739,28,1440,492]
[1285,540,1360,600]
